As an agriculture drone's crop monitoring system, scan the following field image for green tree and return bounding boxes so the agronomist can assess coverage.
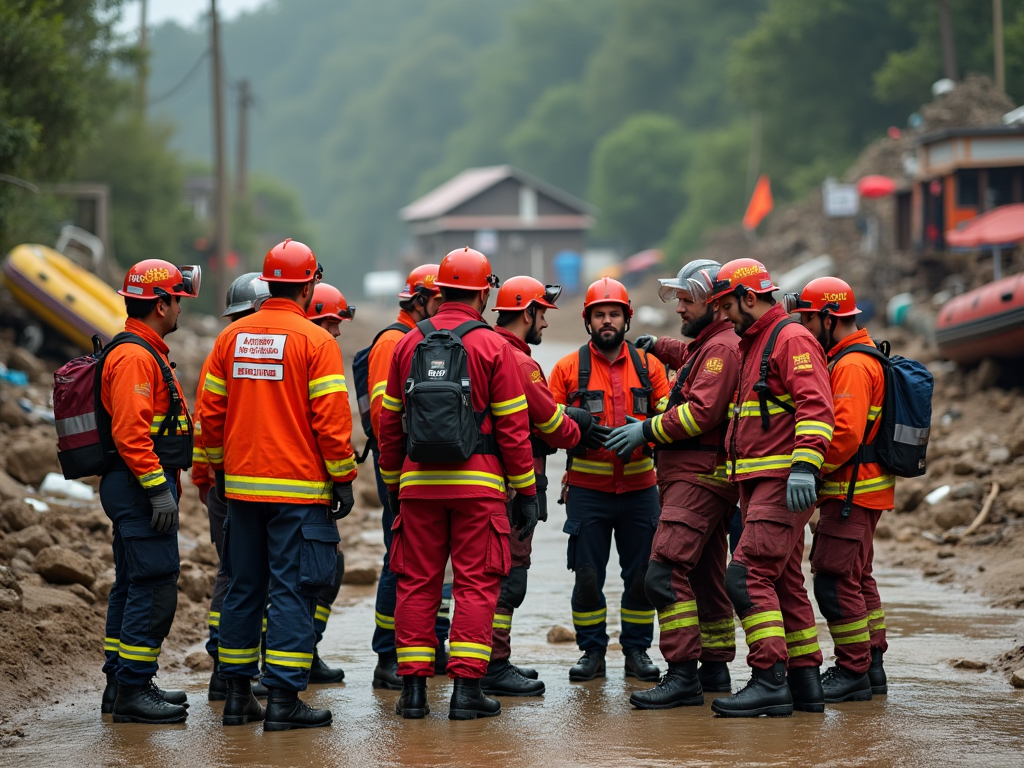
[588,114,690,251]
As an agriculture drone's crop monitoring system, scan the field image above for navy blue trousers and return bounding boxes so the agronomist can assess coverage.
[563,485,660,651]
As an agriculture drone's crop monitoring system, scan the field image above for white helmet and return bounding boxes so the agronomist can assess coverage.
[657,259,722,304]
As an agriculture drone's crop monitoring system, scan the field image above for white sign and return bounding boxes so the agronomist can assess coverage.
[233,362,284,380]
[234,333,286,360]
[822,178,860,218]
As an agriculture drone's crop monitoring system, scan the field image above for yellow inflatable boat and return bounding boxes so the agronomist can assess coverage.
[3,244,126,352]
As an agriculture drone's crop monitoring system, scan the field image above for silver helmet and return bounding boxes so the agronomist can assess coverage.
[657,259,722,304]
[222,272,270,318]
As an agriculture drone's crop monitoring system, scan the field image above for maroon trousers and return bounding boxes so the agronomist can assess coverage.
[648,480,736,664]
[810,499,887,673]
[491,524,533,663]
[729,478,822,670]
[391,497,510,678]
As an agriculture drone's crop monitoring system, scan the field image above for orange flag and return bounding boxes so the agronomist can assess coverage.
[743,175,773,231]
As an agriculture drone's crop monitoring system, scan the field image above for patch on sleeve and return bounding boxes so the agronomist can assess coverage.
[704,357,724,374]
[530,369,543,383]
[792,352,813,372]
[134,382,152,397]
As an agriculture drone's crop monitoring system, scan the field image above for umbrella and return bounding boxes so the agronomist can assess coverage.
[622,249,663,275]
[857,175,896,198]
[946,204,1024,248]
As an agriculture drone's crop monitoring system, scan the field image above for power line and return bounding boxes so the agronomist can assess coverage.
[147,48,211,106]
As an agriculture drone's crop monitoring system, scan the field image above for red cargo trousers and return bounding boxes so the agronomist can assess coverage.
[391,497,511,678]
[726,478,823,670]
[810,499,887,674]
[491,523,533,663]
[647,480,736,664]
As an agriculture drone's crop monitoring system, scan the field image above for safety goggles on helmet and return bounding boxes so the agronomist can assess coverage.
[338,304,355,320]
[710,274,744,300]
[154,264,202,299]
[782,292,839,315]
[486,273,500,289]
[543,284,562,305]
[313,262,324,283]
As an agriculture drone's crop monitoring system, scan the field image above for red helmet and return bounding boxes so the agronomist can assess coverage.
[434,247,499,291]
[785,276,860,317]
[582,277,633,322]
[492,276,561,312]
[709,258,778,300]
[306,283,355,322]
[260,238,322,283]
[398,264,440,299]
[119,259,201,299]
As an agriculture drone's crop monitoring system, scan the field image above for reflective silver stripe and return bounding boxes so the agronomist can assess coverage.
[894,423,930,445]
[55,412,97,438]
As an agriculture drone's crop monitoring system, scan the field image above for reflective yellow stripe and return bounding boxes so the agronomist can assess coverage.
[827,618,867,634]
[821,475,896,496]
[573,608,607,626]
[150,415,189,434]
[492,613,512,629]
[572,459,614,476]
[621,608,656,624]
[380,468,401,485]
[535,404,565,434]
[396,646,435,664]
[208,612,220,627]
[508,468,536,490]
[325,456,357,478]
[867,608,886,631]
[697,464,731,487]
[792,448,825,469]
[868,405,881,421]
[658,600,697,621]
[678,403,702,437]
[833,632,871,645]
[746,626,786,644]
[650,414,671,444]
[118,642,161,662]
[103,637,120,653]
[795,420,834,440]
[219,646,261,664]
[623,457,655,475]
[700,620,736,648]
[662,615,700,632]
[741,610,784,630]
[733,395,794,418]
[491,395,528,417]
[205,446,224,463]
[375,611,395,629]
[399,470,506,492]
[225,474,332,501]
[382,393,403,412]
[450,642,491,661]
[192,447,209,463]
[314,606,331,624]
[204,374,227,396]
[262,617,268,632]
[654,396,668,413]
[308,374,347,399]
[138,470,166,489]
[266,649,314,669]
[788,641,821,657]
[732,455,792,475]
[785,627,819,643]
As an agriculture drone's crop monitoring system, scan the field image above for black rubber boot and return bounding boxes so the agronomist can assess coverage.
[373,651,403,691]
[449,678,501,720]
[511,663,538,680]
[395,676,429,719]
[433,643,449,676]
[868,648,888,695]
[103,674,188,714]
[208,664,228,702]
[222,678,265,726]
[629,661,704,710]
[710,662,794,718]
[481,659,545,697]
[788,665,825,713]
[308,651,345,684]
[697,661,732,693]
[263,687,332,731]
[569,649,606,681]
[112,683,189,724]
[623,648,661,682]
[821,664,872,703]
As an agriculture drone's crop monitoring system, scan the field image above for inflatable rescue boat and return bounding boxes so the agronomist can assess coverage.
[935,273,1024,364]
[3,244,126,352]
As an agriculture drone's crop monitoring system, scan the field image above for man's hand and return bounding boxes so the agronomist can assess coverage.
[150,488,178,534]
[786,462,819,513]
[634,335,657,353]
[511,493,539,542]
[331,481,355,520]
[604,416,648,462]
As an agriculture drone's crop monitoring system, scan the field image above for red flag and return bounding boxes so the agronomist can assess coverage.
[743,175,773,231]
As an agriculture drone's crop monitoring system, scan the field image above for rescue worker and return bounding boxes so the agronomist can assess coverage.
[203,239,357,731]
[304,281,357,684]
[610,260,741,709]
[100,259,200,723]
[378,247,538,720]
[708,258,835,718]
[789,277,891,702]
[193,272,270,702]
[485,276,596,697]
[549,277,670,684]
[366,265,454,690]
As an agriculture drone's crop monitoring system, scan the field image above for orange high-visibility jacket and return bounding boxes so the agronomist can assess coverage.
[100,318,191,495]
[201,298,356,504]
[368,309,416,439]
[190,354,213,491]
[495,327,581,469]
[648,320,741,497]
[377,303,536,500]
[549,341,670,493]
[726,304,834,481]
[820,328,895,510]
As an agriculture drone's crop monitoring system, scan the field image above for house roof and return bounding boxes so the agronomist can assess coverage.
[401,164,595,221]
[915,125,1024,147]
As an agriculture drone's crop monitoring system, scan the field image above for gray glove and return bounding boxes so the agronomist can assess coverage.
[786,462,819,512]
[150,487,178,534]
[634,335,657,353]
[511,493,539,542]
[331,482,355,520]
[604,416,648,462]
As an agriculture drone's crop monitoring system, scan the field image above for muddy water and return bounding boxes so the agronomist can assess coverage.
[6,343,1024,767]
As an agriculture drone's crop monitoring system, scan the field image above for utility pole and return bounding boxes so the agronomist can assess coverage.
[211,0,230,311]
[236,79,252,201]
[138,0,148,113]
[994,0,1005,92]
[937,0,958,81]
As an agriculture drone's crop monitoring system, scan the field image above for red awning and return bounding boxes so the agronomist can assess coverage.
[946,204,1024,248]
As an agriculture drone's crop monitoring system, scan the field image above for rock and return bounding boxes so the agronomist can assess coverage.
[0,499,39,532]
[33,545,96,587]
[92,568,115,600]
[895,479,927,513]
[985,446,1011,465]
[0,565,23,611]
[1010,433,1024,459]
[3,431,59,486]
[1011,670,1024,689]
[185,651,213,671]
[191,541,220,568]
[934,501,977,530]
[874,523,892,540]
[951,659,988,671]
[975,358,1001,391]
[895,526,919,543]
[65,583,96,604]
[0,469,27,500]
[357,484,381,508]
[178,567,210,602]
[937,549,955,559]
[341,560,378,585]
[547,625,575,644]
[950,481,984,501]
[0,399,31,428]
[953,458,976,476]
[0,524,54,556]
[7,347,47,379]
[1004,489,1024,517]
[19,583,86,612]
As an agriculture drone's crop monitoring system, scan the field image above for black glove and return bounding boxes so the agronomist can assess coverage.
[563,406,595,450]
[511,493,539,542]
[331,481,355,520]
[150,487,178,534]
[215,470,225,500]
[634,335,657,353]
[588,421,612,450]
[387,490,400,517]
[535,474,549,522]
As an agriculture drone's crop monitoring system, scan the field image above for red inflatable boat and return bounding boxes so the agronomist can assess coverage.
[935,274,1024,364]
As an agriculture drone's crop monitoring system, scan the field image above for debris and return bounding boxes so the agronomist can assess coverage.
[925,485,951,505]
[22,498,48,513]
[951,659,988,671]
[177,567,210,602]
[0,499,39,532]
[0,524,53,557]
[185,651,213,671]
[1011,670,1024,689]
[547,625,575,643]
[3,431,60,486]
[341,559,378,585]
[39,473,94,501]
[33,546,96,587]
[0,565,23,612]
[959,482,1001,538]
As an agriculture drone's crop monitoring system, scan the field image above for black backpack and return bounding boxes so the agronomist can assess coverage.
[351,322,409,461]
[403,319,497,464]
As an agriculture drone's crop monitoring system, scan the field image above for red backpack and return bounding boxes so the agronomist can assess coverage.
[53,333,183,479]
